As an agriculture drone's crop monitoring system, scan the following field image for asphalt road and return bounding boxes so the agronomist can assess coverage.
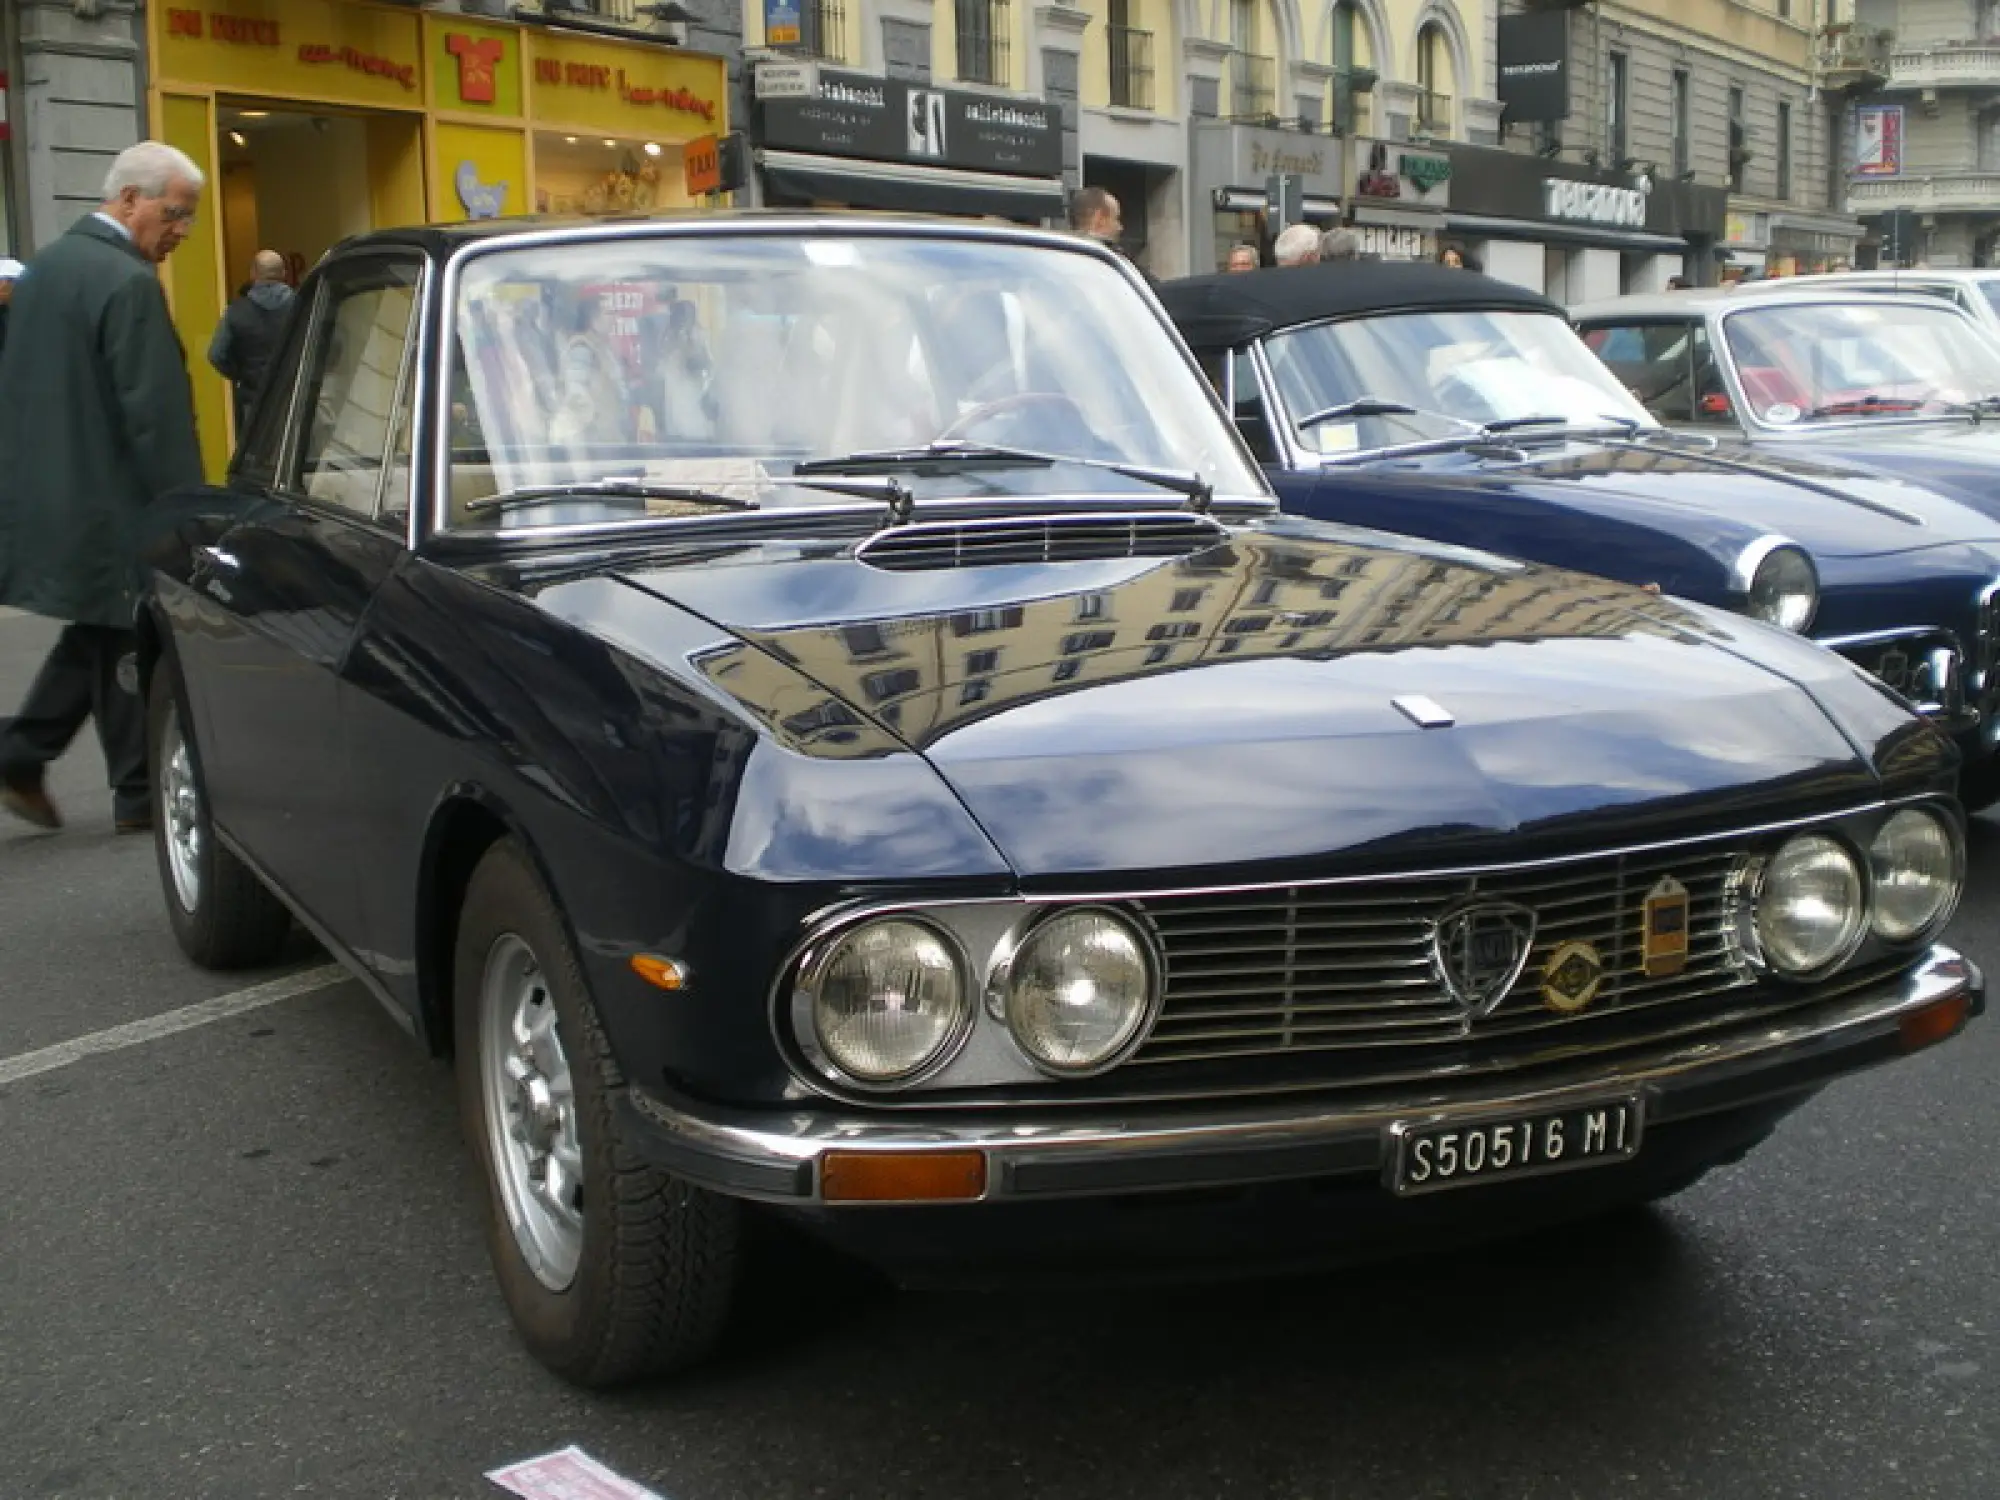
[4,605,2000,1500]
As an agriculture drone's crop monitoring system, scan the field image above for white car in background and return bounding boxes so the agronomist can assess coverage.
[1744,268,2000,344]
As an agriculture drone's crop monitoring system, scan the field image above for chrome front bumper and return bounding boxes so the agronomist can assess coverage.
[622,946,1981,1206]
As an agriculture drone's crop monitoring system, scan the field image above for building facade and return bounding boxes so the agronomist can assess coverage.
[1847,0,2000,266]
[1489,0,1862,286]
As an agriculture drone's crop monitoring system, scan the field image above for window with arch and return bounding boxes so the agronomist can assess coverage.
[1329,0,1369,134]
[1416,22,1451,138]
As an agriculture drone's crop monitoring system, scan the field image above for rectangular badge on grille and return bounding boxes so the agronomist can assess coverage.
[1641,875,1690,977]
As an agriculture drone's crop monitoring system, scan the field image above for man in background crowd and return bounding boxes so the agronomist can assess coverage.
[1319,228,1361,262]
[208,249,295,434]
[1070,186,1156,284]
[0,141,207,833]
[1225,243,1259,273]
[1273,224,1320,266]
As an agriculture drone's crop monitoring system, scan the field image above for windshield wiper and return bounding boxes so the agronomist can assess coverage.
[792,440,1216,512]
[1482,412,1642,436]
[464,473,912,518]
[464,478,762,516]
[1295,397,1465,429]
[1801,394,1930,422]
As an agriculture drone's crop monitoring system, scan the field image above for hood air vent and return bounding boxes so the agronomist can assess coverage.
[856,512,1230,571]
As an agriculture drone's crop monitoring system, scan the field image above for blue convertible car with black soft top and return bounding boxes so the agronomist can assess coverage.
[141,214,1979,1387]
[1160,263,2000,806]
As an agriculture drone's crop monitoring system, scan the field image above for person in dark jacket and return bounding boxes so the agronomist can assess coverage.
[0,141,207,833]
[208,248,294,433]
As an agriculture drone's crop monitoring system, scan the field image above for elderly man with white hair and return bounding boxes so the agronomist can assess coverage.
[0,140,207,833]
[1272,222,1321,267]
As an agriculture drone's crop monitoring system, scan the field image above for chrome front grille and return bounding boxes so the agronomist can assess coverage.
[1134,846,1750,1070]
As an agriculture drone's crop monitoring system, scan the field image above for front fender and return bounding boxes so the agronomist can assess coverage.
[1273,467,1757,607]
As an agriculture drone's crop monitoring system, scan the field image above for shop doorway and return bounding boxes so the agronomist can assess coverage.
[215,102,425,299]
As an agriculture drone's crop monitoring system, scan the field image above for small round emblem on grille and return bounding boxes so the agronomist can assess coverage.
[1432,901,1537,1019]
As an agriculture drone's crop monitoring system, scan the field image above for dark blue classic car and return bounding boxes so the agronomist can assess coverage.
[142,216,1979,1385]
[1160,265,2000,805]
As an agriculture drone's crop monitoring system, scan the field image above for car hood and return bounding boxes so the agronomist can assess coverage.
[588,516,1935,882]
[1492,439,2000,557]
[1777,422,2000,521]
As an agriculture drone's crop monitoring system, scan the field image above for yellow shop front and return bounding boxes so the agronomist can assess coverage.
[146,0,728,478]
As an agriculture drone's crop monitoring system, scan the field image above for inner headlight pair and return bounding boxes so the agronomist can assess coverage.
[1738,809,1962,977]
[802,909,1157,1087]
[1741,541,1819,634]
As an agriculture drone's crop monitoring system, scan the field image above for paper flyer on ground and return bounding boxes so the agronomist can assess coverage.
[486,1445,667,1500]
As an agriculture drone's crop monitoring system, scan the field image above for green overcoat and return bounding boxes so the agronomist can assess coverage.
[0,216,205,629]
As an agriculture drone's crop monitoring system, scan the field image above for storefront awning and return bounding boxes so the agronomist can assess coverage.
[1214,187,1342,222]
[758,148,1067,221]
[1444,210,1690,254]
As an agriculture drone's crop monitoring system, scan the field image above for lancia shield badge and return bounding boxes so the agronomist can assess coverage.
[1642,875,1691,977]
[1432,900,1537,1019]
[1541,940,1605,1014]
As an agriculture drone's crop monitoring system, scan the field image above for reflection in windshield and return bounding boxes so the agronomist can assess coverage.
[1721,301,2000,425]
[447,233,1263,529]
[1262,310,1654,456]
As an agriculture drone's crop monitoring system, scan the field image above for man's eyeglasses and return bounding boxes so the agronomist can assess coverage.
[159,203,198,225]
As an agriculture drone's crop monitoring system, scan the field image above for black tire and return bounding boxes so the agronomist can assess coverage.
[149,669,293,969]
[453,838,741,1387]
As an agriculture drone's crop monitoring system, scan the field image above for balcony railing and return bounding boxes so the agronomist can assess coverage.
[1414,89,1452,139]
[956,0,1010,86]
[1817,24,1891,90]
[1850,172,2000,209]
[806,0,848,61]
[1109,24,1155,110]
[589,0,640,22]
[1230,51,1275,120]
[1888,42,2000,91]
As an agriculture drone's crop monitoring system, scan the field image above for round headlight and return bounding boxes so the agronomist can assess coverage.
[1744,544,1819,633]
[1869,808,1962,943]
[809,920,968,1084]
[1752,833,1867,976]
[1002,909,1157,1076]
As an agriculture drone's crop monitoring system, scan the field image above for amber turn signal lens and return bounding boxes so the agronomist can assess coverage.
[821,1150,987,1203]
[1899,993,1971,1053]
[629,954,688,992]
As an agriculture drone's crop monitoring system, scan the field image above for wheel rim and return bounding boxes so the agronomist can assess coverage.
[479,933,584,1292]
[160,706,203,914]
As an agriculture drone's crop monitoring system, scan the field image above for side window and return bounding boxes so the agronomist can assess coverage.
[1583,321,1720,422]
[289,257,421,522]
[1687,325,1734,424]
[1230,349,1280,464]
[231,289,312,490]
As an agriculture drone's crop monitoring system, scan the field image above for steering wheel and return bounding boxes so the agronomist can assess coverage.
[939,391,1090,444]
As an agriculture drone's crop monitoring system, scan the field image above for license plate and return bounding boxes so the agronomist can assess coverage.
[1387,1097,1643,1196]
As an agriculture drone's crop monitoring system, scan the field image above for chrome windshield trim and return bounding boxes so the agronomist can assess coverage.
[429,217,1269,538]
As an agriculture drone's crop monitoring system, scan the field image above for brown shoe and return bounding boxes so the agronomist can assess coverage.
[1,779,62,830]
[114,816,153,835]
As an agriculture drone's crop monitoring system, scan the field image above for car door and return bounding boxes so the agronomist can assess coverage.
[190,251,423,947]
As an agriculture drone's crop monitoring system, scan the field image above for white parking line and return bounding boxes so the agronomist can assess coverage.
[0,963,348,1089]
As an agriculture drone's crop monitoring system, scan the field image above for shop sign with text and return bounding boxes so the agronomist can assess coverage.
[528,31,726,135]
[157,0,421,103]
[1352,138,1450,208]
[1544,175,1649,228]
[758,68,1061,177]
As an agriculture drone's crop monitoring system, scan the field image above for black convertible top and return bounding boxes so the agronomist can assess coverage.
[1158,261,1563,349]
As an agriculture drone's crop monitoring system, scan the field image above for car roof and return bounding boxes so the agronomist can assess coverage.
[1786,267,2000,285]
[1157,261,1560,347]
[1572,285,1962,322]
[325,208,1086,260]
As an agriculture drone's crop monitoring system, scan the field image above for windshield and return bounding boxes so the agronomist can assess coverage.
[1262,308,1653,457]
[445,232,1264,528]
[1719,300,2000,426]
[1981,282,2000,321]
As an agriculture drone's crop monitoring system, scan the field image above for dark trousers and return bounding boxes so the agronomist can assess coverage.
[0,623,148,820]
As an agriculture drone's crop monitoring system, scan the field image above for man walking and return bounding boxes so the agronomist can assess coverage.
[208,249,294,433]
[0,140,207,833]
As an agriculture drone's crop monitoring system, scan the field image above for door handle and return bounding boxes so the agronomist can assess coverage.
[195,544,242,572]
